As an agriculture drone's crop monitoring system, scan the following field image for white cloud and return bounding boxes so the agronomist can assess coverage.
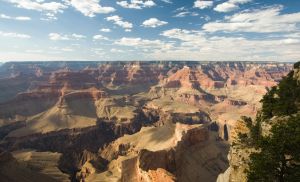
[91,48,105,56]
[106,15,133,30]
[174,11,199,18]
[161,29,207,50]
[61,47,74,52]
[117,0,156,9]
[174,7,186,12]
[15,16,31,21]
[279,38,300,44]
[200,15,211,21]
[155,28,300,61]
[204,6,300,33]
[0,31,31,39]
[65,0,115,17]
[3,0,299,62]
[7,0,115,19]
[110,48,124,53]
[194,0,213,9]
[174,12,189,17]
[93,34,108,40]
[0,14,10,19]
[214,2,238,12]
[7,0,67,20]
[49,33,86,40]
[0,14,31,21]
[142,18,168,28]
[72,33,86,39]
[49,46,75,52]
[49,33,69,40]
[173,6,199,17]
[285,33,300,38]
[214,0,252,12]
[161,0,172,3]
[230,0,252,4]
[115,37,173,50]
[40,13,57,21]
[26,49,44,53]
[8,0,67,13]
[143,0,156,7]
[100,28,111,32]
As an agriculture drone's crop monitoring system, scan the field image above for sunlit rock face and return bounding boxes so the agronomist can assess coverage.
[0,61,292,181]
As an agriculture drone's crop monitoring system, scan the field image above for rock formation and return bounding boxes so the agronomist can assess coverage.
[0,61,292,181]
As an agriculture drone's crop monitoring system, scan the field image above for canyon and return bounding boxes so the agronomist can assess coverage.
[0,61,292,182]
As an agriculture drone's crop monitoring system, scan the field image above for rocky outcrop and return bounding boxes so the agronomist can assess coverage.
[0,91,59,118]
[0,62,291,122]
[143,98,212,126]
[224,99,247,106]
[138,149,176,173]
[0,61,292,182]
[0,149,58,182]
[161,62,290,91]
[12,150,70,182]
[0,117,154,180]
[143,168,176,182]
[81,124,229,182]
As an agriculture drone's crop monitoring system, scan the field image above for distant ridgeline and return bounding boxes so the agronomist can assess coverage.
[237,61,300,182]
[260,62,300,119]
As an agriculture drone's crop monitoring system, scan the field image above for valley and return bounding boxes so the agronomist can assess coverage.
[0,61,292,182]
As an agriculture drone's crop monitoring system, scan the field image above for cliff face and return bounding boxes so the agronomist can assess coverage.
[162,63,288,90]
[0,61,292,181]
[0,149,62,182]
[77,123,228,182]
[221,63,300,182]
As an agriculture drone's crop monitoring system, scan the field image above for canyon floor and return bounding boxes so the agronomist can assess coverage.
[0,61,292,182]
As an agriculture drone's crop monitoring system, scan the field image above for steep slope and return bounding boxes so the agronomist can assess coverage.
[12,150,70,182]
[0,149,58,182]
[8,89,107,137]
[223,62,300,182]
[0,61,292,182]
[77,123,229,182]
[147,63,291,141]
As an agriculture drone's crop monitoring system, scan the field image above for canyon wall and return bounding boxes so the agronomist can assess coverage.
[0,61,292,182]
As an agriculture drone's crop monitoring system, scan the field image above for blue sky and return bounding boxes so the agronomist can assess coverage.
[0,0,300,61]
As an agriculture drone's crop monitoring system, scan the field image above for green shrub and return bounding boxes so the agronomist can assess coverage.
[294,61,300,69]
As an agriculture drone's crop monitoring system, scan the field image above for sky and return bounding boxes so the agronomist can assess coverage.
[0,0,300,62]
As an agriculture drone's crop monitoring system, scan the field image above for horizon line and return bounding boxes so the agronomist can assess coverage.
[0,60,297,63]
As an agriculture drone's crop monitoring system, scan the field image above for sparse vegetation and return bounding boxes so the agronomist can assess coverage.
[294,62,300,69]
[237,116,261,147]
[260,71,300,119]
[238,62,300,182]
